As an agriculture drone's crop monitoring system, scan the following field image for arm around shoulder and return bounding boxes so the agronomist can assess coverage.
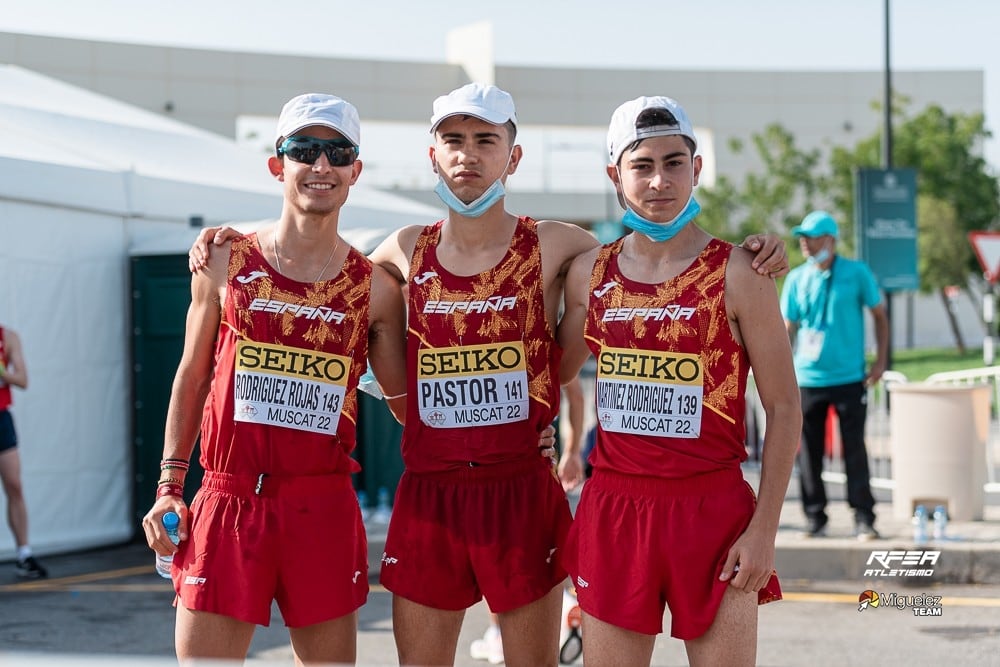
[188,225,244,272]
[367,265,408,424]
[536,219,600,279]
[557,248,599,384]
[368,225,423,285]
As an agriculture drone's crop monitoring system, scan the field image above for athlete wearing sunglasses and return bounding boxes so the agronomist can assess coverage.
[144,93,407,667]
[278,135,359,167]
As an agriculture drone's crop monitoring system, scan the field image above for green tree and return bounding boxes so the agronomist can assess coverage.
[699,127,829,246]
[918,195,974,351]
[830,103,999,350]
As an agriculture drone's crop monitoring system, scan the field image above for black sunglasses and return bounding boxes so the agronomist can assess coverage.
[278,136,358,167]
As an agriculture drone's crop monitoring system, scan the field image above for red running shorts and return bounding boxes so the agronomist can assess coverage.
[563,467,781,639]
[173,471,368,628]
[380,458,571,613]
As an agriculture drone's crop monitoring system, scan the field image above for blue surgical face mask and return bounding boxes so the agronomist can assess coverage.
[434,178,506,218]
[621,194,701,243]
[433,147,514,218]
[807,246,832,266]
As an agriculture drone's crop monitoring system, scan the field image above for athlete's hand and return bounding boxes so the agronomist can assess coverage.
[188,225,242,272]
[718,526,775,593]
[141,497,189,557]
[558,452,584,491]
[740,233,789,278]
[538,425,557,464]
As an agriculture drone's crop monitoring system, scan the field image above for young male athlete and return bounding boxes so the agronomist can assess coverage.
[142,93,407,665]
[557,96,801,667]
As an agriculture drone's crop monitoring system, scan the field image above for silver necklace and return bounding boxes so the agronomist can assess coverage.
[273,231,340,282]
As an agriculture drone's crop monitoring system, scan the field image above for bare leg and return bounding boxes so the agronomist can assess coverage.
[580,611,655,667]
[0,449,28,546]
[288,610,358,666]
[175,605,256,663]
[393,595,465,666]
[683,586,757,667]
[497,585,562,667]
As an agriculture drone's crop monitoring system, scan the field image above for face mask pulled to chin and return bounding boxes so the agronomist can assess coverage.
[433,177,506,218]
[807,247,831,265]
[620,194,701,243]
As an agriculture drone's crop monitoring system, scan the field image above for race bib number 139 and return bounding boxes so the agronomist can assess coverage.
[595,346,703,438]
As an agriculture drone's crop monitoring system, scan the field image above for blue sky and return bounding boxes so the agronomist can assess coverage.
[3,0,998,168]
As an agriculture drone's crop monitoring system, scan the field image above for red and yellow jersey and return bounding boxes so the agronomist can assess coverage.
[402,217,560,472]
[585,237,748,479]
[200,233,370,475]
[0,326,11,410]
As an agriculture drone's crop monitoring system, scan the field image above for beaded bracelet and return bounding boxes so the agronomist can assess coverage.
[160,458,190,471]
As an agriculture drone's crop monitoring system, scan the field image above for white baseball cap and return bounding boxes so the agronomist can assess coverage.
[275,93,361,147]
[607,96,697,165]
[429,83,518,133]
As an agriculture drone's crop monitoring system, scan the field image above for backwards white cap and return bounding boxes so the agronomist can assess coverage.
[607,96,697,165]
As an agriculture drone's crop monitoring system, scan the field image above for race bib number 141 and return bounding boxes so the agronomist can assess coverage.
[417,341,529,428]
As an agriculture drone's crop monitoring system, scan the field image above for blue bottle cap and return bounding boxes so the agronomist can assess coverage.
[162,511,180,530]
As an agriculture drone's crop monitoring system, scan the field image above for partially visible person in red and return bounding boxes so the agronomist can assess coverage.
[0,325,48,579]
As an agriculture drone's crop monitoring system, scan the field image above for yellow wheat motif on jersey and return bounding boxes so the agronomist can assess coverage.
[410,220,554,405]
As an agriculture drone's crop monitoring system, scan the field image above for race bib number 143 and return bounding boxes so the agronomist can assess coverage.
[233,340,349,436]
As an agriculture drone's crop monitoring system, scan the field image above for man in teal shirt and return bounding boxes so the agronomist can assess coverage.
[780,210,889,540]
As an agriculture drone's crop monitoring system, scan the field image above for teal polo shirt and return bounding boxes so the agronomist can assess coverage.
[779,255,882,388]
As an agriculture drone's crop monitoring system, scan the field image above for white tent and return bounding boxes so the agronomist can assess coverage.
[0,65,441,559]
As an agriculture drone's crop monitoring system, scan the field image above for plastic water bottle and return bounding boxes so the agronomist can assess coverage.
[933,505,948,541]
[357,490,371,522]
[372,486,392,524]
[912,505,928,545]
[155,511,181,579]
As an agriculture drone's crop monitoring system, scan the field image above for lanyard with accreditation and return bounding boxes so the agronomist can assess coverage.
[799,256,836,362]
